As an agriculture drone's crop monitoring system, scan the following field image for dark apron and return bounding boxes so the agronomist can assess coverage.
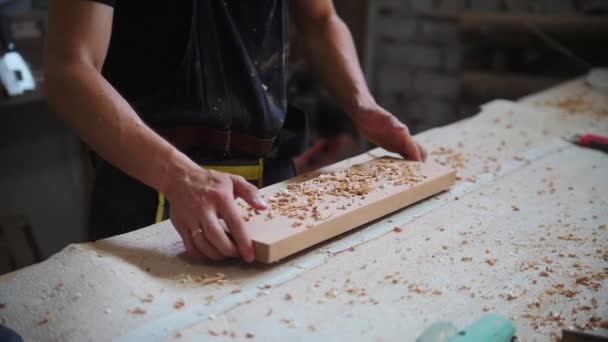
[90,0,308,240]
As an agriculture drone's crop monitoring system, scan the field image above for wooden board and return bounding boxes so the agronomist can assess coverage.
[241,157,456,263]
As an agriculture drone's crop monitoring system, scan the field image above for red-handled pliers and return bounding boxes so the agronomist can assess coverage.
[566,134,608,153]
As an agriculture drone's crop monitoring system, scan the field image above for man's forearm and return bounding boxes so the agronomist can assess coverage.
[299,14,376,116]
[46,61,193,195]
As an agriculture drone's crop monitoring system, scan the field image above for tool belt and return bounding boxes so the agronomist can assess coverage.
[158,126,274,157]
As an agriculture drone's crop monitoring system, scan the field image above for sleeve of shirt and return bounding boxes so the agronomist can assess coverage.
[88,0,115,7]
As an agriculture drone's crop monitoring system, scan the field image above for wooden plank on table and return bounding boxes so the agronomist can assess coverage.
[244,157,456,263]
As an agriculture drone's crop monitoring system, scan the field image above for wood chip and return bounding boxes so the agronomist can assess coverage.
[393,226,403,233]
[37,313,52,326]
[174,299,185,309]
[506,292,518,301]
[485,259,497,266]
[140,293,154,303]
[130,307,146,315]
[461,257,473,262]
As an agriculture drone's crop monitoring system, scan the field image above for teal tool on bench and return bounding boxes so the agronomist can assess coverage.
[416,313,515,342]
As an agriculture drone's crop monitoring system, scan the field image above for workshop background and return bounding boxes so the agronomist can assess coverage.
[0,0,606,273]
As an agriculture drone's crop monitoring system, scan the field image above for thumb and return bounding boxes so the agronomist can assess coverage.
[231,175,267,210]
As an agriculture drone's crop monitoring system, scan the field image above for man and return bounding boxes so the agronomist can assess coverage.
[45,0,426,264]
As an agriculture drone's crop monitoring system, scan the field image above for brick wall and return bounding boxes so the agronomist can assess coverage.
[367,0,580,133]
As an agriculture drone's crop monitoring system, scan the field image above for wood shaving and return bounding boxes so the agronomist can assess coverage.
[557,234,585,242]
[172,273,228,286]
[173,299,185,309]
[485,259,497,266]
[506,292,518,301]
[575,272,606,290]
[130,307,146,315]
[280,318,294,326]
[37,313,52,326]
[139,293,154,303]
[324,289,339,299]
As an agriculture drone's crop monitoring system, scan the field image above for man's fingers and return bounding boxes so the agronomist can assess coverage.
[182,231,208,261]
[418,143,428,162]
[200,213,239,258]
[218,200,255,263]
[171,216,207,261]
[231,175,267,210]
[400,128,422,161]
[191,226,225,261]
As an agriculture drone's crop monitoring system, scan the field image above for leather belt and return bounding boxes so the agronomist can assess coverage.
[157,125,275,157]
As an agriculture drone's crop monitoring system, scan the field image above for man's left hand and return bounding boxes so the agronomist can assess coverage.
[352,105,427,162]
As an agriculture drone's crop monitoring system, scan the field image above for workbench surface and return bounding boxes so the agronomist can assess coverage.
[1,80,607,341]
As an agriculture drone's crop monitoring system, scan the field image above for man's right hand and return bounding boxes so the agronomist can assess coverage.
[164,163,267,263]
[46,0,267,264]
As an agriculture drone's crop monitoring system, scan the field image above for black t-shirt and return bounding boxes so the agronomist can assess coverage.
[89,0,288,140]
[92,0,191,102]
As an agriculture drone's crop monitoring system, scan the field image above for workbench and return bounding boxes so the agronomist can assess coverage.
[0,79,606,341]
